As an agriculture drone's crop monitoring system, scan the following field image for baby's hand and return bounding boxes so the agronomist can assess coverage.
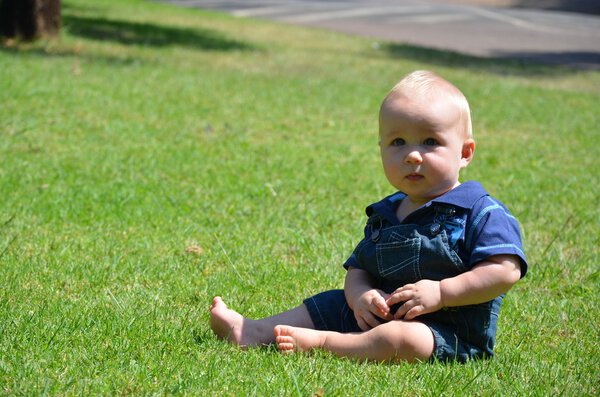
[353,289,392,331]
[386,280,443,320]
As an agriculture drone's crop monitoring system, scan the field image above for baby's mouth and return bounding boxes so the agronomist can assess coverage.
[406,173,424,181]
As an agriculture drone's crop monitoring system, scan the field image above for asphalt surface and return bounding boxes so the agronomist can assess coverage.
[160,0,600,69]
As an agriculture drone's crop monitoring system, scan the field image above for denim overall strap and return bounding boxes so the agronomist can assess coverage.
[430,204,457,236]
[367,214,384,243]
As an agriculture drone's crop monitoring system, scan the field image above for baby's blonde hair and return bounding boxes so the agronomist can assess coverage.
[385,70,473,138]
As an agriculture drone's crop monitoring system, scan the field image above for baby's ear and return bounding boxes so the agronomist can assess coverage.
[460,138,476,167]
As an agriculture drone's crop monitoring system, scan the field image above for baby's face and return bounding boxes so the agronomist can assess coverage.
[379,92,474,206]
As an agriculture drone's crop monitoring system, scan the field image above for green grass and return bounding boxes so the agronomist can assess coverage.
[1,0,599,394]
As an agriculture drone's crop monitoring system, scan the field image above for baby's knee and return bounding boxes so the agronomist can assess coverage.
[376,321,434,362]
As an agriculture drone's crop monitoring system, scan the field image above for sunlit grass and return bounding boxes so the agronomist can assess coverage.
[1,0,598,394]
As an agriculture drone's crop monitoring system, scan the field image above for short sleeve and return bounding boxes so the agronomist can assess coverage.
[343,220,374,270]
[343,234,369,270]
[465,197,528,277]
[343,252,360,270]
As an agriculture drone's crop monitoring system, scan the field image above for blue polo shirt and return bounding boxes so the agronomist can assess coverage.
[344,180,528,277]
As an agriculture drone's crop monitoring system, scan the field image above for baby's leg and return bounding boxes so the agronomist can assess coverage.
[209,296,315,347]
[274,320,434,362]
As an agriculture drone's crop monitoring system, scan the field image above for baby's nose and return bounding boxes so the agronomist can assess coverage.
[404,149,423,164]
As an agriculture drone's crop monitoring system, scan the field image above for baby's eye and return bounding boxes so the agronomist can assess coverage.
[391,138,405,146]
[423,138,438,146]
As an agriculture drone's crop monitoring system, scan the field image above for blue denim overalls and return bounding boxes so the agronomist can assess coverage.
[304,201,502,362]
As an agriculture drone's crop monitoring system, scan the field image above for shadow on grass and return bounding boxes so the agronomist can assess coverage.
[62,14,254,51]
[0,11,257,63]
[381,43,599,75]
[0,43,151,67]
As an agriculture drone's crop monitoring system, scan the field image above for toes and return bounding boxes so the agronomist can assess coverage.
[273,325,284,337]
[275,335,289,343]
[277,341,295,352]
[274,325,291,336]
[210,296,225,311]
[276,334,296,351]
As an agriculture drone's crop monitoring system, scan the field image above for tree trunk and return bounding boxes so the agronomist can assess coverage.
[0,0,61,41]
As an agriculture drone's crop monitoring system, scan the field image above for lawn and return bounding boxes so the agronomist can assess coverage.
[1,0,598,394]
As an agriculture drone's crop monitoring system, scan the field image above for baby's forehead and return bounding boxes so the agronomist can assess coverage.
[387,77,458,103]
[381,86,460,118]
[380,90,465,134]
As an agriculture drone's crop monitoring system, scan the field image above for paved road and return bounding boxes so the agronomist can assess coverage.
[161,0,600,69]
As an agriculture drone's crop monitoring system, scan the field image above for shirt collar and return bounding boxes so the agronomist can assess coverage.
[366,180,489,222]
[429,180,489,209]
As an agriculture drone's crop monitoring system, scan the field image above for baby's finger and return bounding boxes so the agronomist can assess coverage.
[356,317,370,332]
[380,309,393,321]
[391,284,413,295]
[404,305,425,320]
[362,312,382,329]
[393,300,413,319]
[372,306,392,321]
[386,290,411,306]
[373,297,391,316]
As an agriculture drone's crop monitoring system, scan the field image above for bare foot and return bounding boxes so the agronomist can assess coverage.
[274,325,327,353]
[209,296,271,347]
[209,296,245,344]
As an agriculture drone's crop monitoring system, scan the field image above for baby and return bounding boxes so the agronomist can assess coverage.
[209,70,527,362]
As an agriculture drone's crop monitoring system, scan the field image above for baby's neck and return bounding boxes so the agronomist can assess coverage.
[396,182,462,222]
[395,198,424,223]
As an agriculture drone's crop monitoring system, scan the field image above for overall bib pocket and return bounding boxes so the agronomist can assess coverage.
[375,226,467,286]
[375,231,420,282]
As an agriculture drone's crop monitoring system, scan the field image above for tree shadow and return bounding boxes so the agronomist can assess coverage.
[0,43,145,67]
[62,14,255,51]
[380,43,599,76]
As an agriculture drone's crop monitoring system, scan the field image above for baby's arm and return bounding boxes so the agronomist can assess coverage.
[344,267,393,330]
[387,254,522,320]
